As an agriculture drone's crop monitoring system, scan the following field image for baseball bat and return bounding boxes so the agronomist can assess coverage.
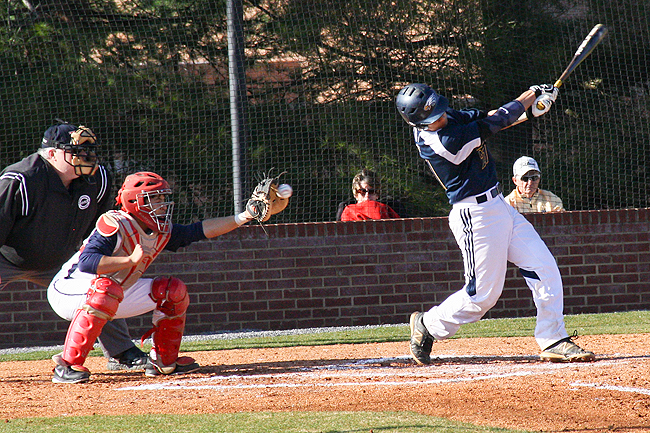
[553,23,608,90]
[535,23,608,110]
[505,24,608,129]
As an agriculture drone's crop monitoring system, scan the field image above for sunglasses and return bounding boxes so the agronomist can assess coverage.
[521,175,540,182]
[357,187,376,195]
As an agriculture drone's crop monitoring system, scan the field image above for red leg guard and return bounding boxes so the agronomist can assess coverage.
[61,309,107,366]
[61,278,124,367]
[149,277,189,369]
[152,316,187,370]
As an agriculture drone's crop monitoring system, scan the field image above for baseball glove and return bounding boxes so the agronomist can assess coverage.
[246,171,289,222]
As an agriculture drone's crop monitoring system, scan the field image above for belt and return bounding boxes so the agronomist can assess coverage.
[475,185,500,204]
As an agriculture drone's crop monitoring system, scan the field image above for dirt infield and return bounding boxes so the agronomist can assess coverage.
[1,334,649,432]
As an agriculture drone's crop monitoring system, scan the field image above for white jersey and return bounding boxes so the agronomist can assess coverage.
[94,210,171,289]
[48,210,172,321]
[57,210,171,289]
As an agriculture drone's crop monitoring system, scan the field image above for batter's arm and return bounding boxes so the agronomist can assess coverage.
[491,90,537,129]
[480,89,537,134]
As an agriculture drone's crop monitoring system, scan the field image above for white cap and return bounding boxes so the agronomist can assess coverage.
[513,156,541,178]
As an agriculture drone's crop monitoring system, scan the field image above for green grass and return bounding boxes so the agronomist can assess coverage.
[3,310,648,363]
[2,310,648,433]
[0,411,531,433]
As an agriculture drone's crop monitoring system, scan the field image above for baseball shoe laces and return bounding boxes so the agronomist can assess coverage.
[540,331,595,363]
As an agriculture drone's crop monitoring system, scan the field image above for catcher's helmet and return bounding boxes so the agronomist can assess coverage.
[116,172,175,233]
[396,83,448,129]
[42,122,100,178]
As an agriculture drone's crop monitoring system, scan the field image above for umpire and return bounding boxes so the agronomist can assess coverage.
[0,122,148,370]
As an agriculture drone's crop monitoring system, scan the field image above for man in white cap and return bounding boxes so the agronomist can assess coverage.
[506,156,564,213]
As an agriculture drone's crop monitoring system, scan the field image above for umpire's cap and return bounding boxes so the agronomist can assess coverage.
[42,122,98,149]
[396,83,448,129]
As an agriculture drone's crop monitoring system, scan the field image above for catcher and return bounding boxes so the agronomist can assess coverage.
[47,171,290,383]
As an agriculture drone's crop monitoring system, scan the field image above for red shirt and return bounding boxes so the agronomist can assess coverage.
[340,200,400,221]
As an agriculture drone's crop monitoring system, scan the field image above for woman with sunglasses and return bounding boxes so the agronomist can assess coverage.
[506,156,564,213]
[337,169,400,221]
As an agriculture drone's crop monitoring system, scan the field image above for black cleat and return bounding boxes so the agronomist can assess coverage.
[145,356,201,377]
[107,346,150,371]
[409,311,434,365]
[52,365,91,384]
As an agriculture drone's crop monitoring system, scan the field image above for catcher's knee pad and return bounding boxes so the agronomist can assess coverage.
[150,276,189,316]
[149,277,189,368]
[85,278,125,320]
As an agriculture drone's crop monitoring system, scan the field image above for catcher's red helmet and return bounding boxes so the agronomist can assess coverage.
[116,172,174,233]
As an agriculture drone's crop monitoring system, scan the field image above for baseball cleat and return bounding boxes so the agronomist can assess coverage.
[145,356,200,377]
[540,337,595,362]
[52,364,91,384]
[106,346,150,371]
[409,311,434,365]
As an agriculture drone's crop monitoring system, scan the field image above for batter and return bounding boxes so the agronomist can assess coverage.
[395,83,594,364]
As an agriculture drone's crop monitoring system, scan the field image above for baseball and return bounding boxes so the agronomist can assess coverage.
[276,183,293,198]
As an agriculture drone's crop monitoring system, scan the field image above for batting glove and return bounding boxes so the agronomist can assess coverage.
[531,94,555,117]
[529,84,559,101]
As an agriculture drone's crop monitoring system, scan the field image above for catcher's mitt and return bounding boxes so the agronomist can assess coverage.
[246,172,290,222]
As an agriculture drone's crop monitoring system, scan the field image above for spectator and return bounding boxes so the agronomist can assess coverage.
[506,156,564,213]
[337,169,400,221]
[0,122,148,370]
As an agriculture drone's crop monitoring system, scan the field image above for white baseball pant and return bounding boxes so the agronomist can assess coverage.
[422,192,569,350]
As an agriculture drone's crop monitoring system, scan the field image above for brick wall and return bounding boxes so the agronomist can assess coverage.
[1,208,648,349]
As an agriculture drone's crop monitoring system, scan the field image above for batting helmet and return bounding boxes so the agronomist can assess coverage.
[42,122,100,178]
[116,172,175,233]
[395,83,448,129]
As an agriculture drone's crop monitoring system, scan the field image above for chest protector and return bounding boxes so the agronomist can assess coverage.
[96,210,171,289]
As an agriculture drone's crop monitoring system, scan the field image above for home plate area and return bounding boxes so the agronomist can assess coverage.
[117,352,643,394]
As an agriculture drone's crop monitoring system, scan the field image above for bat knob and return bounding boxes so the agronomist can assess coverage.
[532,95,554,117]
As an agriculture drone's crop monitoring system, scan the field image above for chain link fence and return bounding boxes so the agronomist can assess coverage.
[2,0,648,224]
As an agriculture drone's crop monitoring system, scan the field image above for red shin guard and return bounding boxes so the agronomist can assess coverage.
[61,309,108,366]
[149,277,189,368]
[152,315,187,367]
[61,278,124,367]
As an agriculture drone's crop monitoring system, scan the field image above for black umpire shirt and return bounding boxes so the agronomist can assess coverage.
[0,153,112,271]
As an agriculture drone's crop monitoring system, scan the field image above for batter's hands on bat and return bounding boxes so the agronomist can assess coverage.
[528,84,559,117]
[529,84,558,100]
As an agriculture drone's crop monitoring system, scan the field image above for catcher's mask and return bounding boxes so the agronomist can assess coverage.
[42,123,100,179]
[396,83,448,129]
[116,172,175,233]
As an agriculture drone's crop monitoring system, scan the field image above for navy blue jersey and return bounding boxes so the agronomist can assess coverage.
[413,100,525,204]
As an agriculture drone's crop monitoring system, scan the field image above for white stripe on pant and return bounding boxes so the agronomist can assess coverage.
[422,194,569,350]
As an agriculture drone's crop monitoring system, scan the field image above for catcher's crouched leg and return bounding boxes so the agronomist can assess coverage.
[53,278,124,383]
[145,277,199,377]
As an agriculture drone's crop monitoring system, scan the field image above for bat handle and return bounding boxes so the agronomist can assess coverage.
[554,79,563,88]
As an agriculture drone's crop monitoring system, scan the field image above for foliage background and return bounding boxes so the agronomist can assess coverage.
[1,0,648,223]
